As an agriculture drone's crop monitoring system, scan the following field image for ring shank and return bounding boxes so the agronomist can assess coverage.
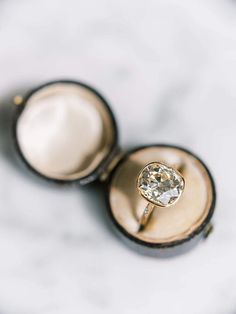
[139,203,155,231]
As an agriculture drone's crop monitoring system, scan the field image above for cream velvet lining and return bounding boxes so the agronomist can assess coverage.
[16,83,115,180]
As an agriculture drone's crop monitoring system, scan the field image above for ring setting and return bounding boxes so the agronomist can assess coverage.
[137,162,185,230]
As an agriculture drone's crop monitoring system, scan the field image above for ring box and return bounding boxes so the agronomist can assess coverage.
[13,80,216,256]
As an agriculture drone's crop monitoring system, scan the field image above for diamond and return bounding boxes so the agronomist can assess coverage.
[137,162,185,207]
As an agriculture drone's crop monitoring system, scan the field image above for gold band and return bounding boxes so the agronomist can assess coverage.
[138,203,155,232]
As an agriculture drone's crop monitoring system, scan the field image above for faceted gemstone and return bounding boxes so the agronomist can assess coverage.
[137,162,185,207]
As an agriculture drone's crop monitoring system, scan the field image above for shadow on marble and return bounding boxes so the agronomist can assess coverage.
[79,181,120,243]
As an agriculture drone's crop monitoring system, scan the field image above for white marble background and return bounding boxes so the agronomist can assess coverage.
[0,0,236,313]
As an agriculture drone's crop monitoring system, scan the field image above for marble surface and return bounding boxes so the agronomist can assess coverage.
[0,0,236,313]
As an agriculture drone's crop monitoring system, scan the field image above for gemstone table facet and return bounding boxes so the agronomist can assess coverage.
[137,162,185,207]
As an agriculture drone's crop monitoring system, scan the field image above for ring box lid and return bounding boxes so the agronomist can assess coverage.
[14,80,119,185]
